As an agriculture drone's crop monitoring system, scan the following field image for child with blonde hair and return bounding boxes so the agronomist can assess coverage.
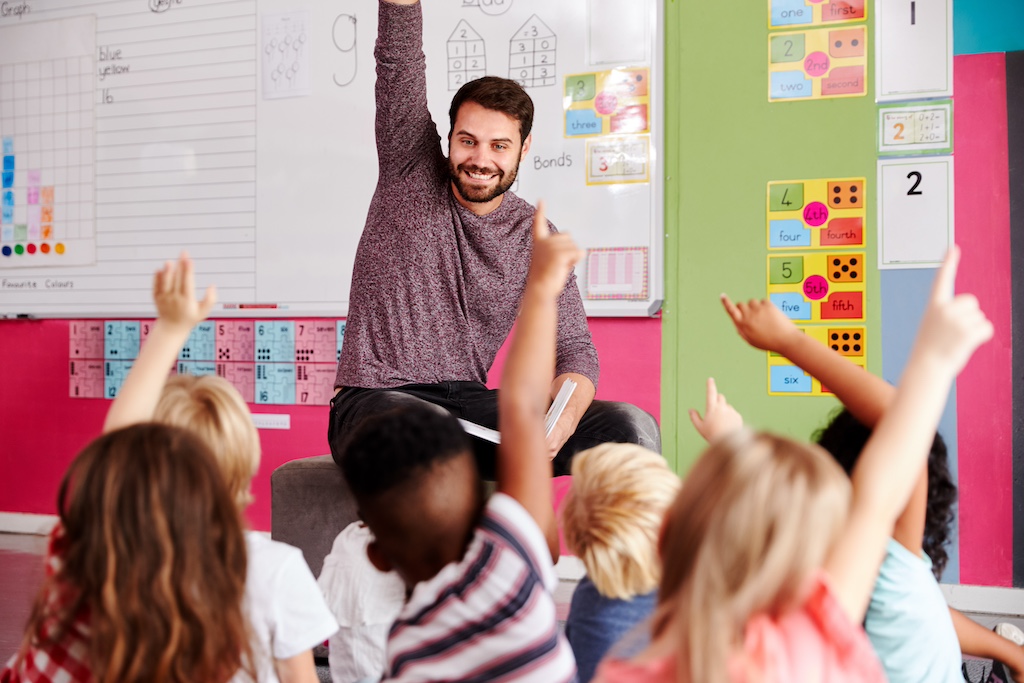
[103,254,338,683]
[595,247,993,683]
[722,280,1024,682]
[561,443,680,683]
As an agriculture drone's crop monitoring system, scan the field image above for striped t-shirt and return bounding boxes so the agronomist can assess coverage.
[384,493,578,682]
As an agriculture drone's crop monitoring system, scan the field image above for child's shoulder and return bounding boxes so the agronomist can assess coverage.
[478,492,554,577]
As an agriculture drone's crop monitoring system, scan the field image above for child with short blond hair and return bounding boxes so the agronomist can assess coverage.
[103,254,338,683]
[561,443,680,683]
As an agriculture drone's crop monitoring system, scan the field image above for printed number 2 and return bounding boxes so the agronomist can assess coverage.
[906,171,923,195]
[784,40,793,57]
[893,123,905,141]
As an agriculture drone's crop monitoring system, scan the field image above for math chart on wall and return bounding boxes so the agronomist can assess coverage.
[0,0,663,318]
[0,17,96,268]
[70,317,346,405]
[766,178,869,396]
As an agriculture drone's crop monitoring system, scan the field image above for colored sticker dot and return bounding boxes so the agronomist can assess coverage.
[594,91,618,115]
[803,274,829,300]
[803,51,830,78]
[55,243,65,254]
[14,244,24,255]
[1,246,10,256]
[27,243,36,254]
[803,201,829,227]
[40,243,51,254]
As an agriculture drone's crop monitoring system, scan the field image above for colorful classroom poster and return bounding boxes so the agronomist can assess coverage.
[585,136,650,185]
[767,177,866,249]
[768,325,867,395]
[877,101,953,156]
[70,319,347,406]
[586,247,648,300]
[768,0,867,30]
[767,251,865,323]
[564,67,650,138]
[769,26,867,101]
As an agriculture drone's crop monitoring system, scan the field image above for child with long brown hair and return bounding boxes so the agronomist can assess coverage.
[595,248,993,683]
[2,423,254,683]
[101,254,337,683]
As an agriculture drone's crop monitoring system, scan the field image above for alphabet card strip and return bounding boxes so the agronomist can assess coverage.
[767,178,866,250]
[769,26,867,101]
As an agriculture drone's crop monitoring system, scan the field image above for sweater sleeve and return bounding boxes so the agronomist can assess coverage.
[374,2,442,179]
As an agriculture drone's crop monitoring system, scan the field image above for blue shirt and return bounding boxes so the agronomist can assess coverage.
[564,575,655,683]
[865,538,962,683]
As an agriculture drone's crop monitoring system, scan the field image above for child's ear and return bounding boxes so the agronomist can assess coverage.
[366,540,393,573]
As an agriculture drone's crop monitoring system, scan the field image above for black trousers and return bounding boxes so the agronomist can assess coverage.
[328,381,661,478]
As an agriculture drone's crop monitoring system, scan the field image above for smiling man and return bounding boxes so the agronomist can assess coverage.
[329,0,660,478]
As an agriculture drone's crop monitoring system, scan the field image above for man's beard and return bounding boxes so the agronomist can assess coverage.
[449,160,519,204]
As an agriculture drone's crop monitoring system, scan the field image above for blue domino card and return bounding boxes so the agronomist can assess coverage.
[179,321,216,361]
[336,320,347,362]
[104,360,134,398]
[255,321,295,363]
[256,363,296,404]
[104,321,141,360]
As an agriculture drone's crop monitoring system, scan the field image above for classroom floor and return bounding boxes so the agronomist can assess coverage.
[1,531,1022,677]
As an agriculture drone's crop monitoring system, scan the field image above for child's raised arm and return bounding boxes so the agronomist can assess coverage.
[102,254,216,433]
[719,294,936,552]
[497,202,582,562]
[824,247,992,622]
[721,295,893,427]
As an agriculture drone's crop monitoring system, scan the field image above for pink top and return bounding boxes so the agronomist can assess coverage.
[594,574,886,683]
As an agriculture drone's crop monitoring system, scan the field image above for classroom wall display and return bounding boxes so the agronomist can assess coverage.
[768,0,866,30]
[876,0,953,101]
[0,0,662,318]
[768,25,868,101]
[69,318,346,405]
[877,156,954,269]
[877,100,953,156]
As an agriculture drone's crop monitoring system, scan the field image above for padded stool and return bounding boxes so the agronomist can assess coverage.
[270,455,359,579]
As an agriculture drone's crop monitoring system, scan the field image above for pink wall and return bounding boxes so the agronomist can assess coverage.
[0,316,661,532]
[953,53,1015,586]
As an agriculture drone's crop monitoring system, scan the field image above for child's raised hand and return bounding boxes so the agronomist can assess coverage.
[688,377,743,443]
[913,246,992,374]
[152,252,217,330]
[526,201,582,299]
[721,294,801,354]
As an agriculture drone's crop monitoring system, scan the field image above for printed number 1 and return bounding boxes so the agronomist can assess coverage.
[911,1,916,25]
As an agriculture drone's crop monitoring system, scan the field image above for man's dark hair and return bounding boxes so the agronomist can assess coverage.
[339,404,472,498]
[448,76,535,144]
[814,407,957,579]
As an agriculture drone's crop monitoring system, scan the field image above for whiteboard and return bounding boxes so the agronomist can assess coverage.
[0,0,663,317]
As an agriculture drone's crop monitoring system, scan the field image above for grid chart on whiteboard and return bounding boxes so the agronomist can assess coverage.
[0,1,258,312]
[0,31,96,267]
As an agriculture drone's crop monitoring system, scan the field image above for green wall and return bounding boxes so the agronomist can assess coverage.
[662,1,881,471]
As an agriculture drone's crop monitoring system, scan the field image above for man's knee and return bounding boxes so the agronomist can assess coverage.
[329,389,448,464]
[582,401,662,453]
[613,403,661,453]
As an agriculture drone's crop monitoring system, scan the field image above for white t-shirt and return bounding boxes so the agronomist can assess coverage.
[384,493,577,683]
[318,522,406,683]
[234,531,340,683]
